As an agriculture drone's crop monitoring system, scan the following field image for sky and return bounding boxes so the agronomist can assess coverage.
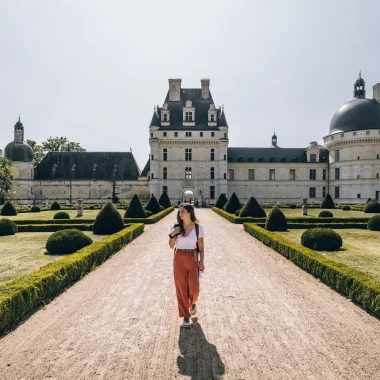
[1,0,379,170]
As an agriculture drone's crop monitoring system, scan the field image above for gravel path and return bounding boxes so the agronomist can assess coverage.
[1,209,380,379]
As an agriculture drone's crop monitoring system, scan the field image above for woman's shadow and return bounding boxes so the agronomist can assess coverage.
[177,321,225,380]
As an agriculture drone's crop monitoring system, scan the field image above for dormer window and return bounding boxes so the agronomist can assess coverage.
[185,112,193,122]
[208,103,217,124]
[164,114,168,122]
[183,100,195,124]
[210,114,215,122]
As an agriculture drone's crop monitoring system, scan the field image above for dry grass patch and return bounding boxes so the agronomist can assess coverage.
[0,232,105,286]
[277,229,380,281]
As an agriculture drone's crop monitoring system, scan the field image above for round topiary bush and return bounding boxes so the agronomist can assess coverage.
[53,211,70,219]
[93,202,124,235]
[319,210,333,218]
[234,209,241,216]
[46,229,93,254]
[239,196,266,218]
[124,194,147,218]
[223,193,242,214]
[51,201,61,210]
[364,200,380,213]
[158,192,171,209]
[31,205,41,212]
[89,205,95,210]
[1,201,17,216]
[0,218,18,236]
[367,215,380,231]
[289,204,297,209]
[342,205,351,211]
[321,194,335,209]
[301,228,342,251]
[215,193,228,209]
[265,206,287,231]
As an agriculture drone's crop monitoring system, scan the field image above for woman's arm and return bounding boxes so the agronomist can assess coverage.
[168,227,180,248]
[198,237,205,272]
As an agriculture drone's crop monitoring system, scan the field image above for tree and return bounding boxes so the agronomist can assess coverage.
[0,157,13,204]
[26,140,45,164]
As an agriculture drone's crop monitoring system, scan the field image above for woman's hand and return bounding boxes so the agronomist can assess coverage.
[199,262,205,272]
[170,227,181,238]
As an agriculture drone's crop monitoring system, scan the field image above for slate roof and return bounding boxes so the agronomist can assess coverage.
[227,147,329,163]
[4,141,34,162]
[35,152,141,180]
[150,88,224,130]
[141,157,150,176]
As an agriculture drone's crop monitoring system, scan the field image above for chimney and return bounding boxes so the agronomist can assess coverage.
[373,84,380,103]
[168,79,181,101]
[201,78,210,99]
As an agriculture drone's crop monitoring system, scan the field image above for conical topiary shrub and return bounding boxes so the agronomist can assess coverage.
[1,201,17,216]
[223,193,241,214]
[124,194,147,218]
[320,194,335,209]
[265,206,287,231]
[51,201,61,210]
[159,192,171,209]
[239,196,266,217]
[145,195,162,215]
[364,200,380,213]
[93,202,125,235]
[215,193,228,209]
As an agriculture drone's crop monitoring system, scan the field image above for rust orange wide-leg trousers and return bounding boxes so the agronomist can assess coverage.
[173,249,200,318]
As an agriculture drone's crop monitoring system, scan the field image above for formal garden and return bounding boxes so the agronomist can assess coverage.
[0,192,174,335]
[213,192,380,317]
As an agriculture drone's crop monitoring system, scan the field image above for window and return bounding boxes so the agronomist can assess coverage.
[353,132,357,136]
[335,168,340,180]
[151,155,154,160]
[175,132,178,137]
[163,132,167,137]
[163,186,168,193]
[248,169,255,180]
[309,187,316,198]
[115,186,120,194]
[224,173,226,179]
[210,114,215,122]
[210,148,215,161]
[377,173,379,179]
[269,169,275,180]
[31,187,33,194]
[335,150,340,162]
[357,174,360,179]
[186,132,192,137]
[163,167,167,180]
[289,169,295,180]
[224,133,227,138]
[211,132,215,137]
[228,169,234,180]
[322,169,327,180]
[150,133,153,138]
[366,131,370,135]
[224,154,226,161]
[357,194,361,199]
[200,132,203,137]
[377,191,380,201]
[210,167,215,180]
[185,148,192,161]
[151,173,154,179]
[331,135,334,140]
[322,186,326,198]
[377,154,379,159]
[210,186,215,199]
[185,167,192,179]
[309,169,316,180]
[163,148,167,161]
[164,114,168,122]
[357,156,360,160]
[341,133,344,137]
[310,154,316,162]
[334,186,340,198]
[185,112,193,122]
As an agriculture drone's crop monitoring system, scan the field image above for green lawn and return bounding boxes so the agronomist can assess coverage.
[0,209,126,221]
[0,232,106,286]
[276,229,380,281]
[266,208,372,218]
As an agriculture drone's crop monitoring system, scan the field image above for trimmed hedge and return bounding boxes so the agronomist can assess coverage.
[342,205,351,211]
[158,192,171,209]
[31,206,41,213]
[243,223,380,317]
[15,219,95,225]
[239,196,266,218]
[321,194,335,209]
[223,193,242,214]
[265,207,287,231]
[364,200,380,213]
[0,223,144,335]
[50,201,61,211]
[368,215,380,231]
[213,207,266,224]
[0,219,18,236]
[215,193,228,209]
[124,194,147,218]
[93,202,124,235]
[144,195,162,215]
[1,201,17,216]
[123,206,174,224]
[46,229,93,254]
[17,224,93,232]
[301,228,342,251]
[319,210,333,218]
[53,212,70,220]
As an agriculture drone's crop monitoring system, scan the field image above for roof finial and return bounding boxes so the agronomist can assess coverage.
[359,70,362,79]
[18,115,20,122]
[130,146,132,153]
[222,104,224,112]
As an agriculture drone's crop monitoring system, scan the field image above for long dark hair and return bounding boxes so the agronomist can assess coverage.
[176,203,199,236]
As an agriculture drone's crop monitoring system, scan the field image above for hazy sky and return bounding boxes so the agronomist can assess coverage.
[1,0,379,169]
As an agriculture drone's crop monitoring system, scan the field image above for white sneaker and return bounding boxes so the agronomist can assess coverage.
[182,317,191,328]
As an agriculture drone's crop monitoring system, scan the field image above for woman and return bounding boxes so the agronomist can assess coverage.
[169,203,205,328]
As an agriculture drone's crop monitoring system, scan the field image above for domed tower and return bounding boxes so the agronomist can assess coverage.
[4,117,35,204]
[324,73,380,203]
